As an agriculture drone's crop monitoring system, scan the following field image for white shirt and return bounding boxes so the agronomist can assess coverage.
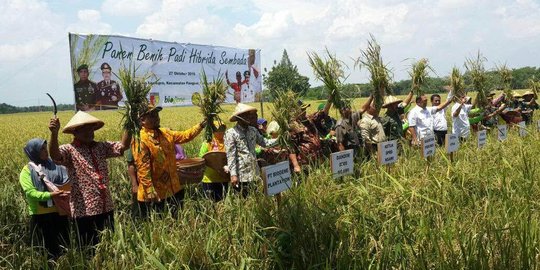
[451,103,472,138]
[408,106,434,140]
[429,106,448,131]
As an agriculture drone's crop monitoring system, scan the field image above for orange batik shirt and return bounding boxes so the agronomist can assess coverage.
[132,125,202,202]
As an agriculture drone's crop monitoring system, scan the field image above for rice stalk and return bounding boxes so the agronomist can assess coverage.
[270,90,301,149]
[526,77,539,99]
[409,58,432,96]
[69,34,109,82]
[450,67,466,99]
[465,51,489,107]
[114,59,156,145]
[197,69,228,142]
[355,34,392,110]
[307,48,347,110]
[496,63,513,99]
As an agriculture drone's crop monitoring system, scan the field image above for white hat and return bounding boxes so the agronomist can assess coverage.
[382,95,403,108]
[229,103,257,122]
[63,111,105,134]
[266,121,280,134]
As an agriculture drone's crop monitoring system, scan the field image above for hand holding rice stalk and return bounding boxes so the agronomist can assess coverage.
[465,51,489,107]
[270,90,301,149]
[496,63,513,99]
[115,60,156,144]
[355,34,392,111]
[307,48,347,110]
[450,67,465,101]
[527,77,539,99]
[409,58,432,96]
[193,69,227,142]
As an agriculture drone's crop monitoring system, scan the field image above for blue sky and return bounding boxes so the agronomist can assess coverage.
[1,0,540,106]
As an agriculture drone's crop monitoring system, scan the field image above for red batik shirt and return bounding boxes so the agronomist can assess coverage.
[56,140,123,218]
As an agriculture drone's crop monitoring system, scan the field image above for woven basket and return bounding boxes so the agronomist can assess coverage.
[177,158,206,185]
[202,152,229,179]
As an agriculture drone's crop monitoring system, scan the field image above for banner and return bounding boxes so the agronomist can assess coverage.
[68,33,262,110]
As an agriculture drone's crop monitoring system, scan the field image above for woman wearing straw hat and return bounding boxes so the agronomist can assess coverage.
[224,103,275,197]
[48,111,131,248]
[132,105,205,216]
[199,121,229,202]
[19,138,70,260]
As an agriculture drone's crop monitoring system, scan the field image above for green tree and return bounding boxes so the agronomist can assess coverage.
[264,50,310,98]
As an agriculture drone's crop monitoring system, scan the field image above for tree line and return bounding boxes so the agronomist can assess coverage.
[0,103,74,114]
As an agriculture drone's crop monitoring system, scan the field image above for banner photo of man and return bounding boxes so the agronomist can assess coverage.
[68,33,262,111]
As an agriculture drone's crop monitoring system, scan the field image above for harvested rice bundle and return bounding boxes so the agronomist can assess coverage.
[496,63,513,99]
[465,52,489,107]
[307,49,347,110]
[193,69,227,142]
[115,60,156,145]
[527,77,539,99]
[450,67,465,100]
[409,58,432,96]
[270,90,301,149]
[355,34,392,111]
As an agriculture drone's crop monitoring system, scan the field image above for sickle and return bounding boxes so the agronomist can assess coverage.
[46,93,57,116]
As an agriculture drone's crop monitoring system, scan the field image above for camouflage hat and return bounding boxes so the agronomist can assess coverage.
[100,62,112,71]
[76,64,89,72]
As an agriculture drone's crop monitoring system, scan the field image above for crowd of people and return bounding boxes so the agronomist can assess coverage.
[19,88,537,260]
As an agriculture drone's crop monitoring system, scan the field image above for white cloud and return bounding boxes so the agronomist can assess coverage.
[0,39,53,61]
[67,9,112,34]
[101,0,158,16]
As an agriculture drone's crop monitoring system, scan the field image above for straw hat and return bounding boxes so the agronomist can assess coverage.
[266,121,280,134]
[63,111,105,134]
[382,95,402,108]
[522,90,535,97]
[138,104,162,118]
[512,91,522,98]
[229,103,257,122]
[202,152,229,178]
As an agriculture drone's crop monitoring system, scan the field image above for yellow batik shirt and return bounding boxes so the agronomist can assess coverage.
[133,125,202,202]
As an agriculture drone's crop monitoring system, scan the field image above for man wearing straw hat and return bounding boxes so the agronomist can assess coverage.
[132,104,205,216]
[519,91,538,124]
[48,111,131,248]
[225,103,275,197]
[381,91,414,142]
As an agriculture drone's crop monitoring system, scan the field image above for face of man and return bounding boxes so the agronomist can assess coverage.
[432,96,441,106]
[523,95,533,102]
[73,124,96,144]
[78,69,89,81]
[418,95,428,108]
[238,111,257,126]
[236,72,242,82]
[102,69,111,81]
[340,107,352,119]
[244,73,250,83]
[140,111,160,129]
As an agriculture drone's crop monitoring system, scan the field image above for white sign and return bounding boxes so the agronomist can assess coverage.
[421,136,436,158]
[377,140,398,165]
[261,161,292,196]
[330,149,354,178]
[497,124,508,141]
[445,133,459,153]
[477,130,487,148]
[537,120,540,132]
[518,121,527,137]
[69,33,262,111]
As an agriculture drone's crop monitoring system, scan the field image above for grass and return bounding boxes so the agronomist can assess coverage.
[0,96,539,269]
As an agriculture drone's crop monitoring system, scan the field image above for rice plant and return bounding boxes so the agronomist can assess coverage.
[307,48,348,110]
[496,63,513,99]
[450,67,466,99]
[270,89,301,149]
[465,51,489,107]
[195,69,228,142]
[69,34,109,82]
[355,34,392,110]
[409,58,432,96]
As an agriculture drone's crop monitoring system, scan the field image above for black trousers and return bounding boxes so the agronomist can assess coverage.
[434,130,447,147]
[74,211,114,248]
[202,182,229,202]
[29,212,70,259]
[233,182,256,198]
[137,190,185,218]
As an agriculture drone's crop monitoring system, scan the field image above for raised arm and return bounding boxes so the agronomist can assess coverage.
[120,130,132,152]
[359,95,374,115]
[402,90,414,107]
[48,118,62,162]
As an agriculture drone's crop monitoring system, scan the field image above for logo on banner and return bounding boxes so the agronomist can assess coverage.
[149,92,160,106]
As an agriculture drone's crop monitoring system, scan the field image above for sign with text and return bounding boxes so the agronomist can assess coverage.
[518,121,527,137]
[497,124,508,141]
[421,136,436,158]
[330,149,354,178]
[69,33,262,111]
[477,130,487,148]
[445,134,459,153]
[261,161,292,196]
[377,140,398,165]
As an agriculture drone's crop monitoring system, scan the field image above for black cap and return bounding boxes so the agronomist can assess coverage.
[77,64,89,72]
[100,62,111,71]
